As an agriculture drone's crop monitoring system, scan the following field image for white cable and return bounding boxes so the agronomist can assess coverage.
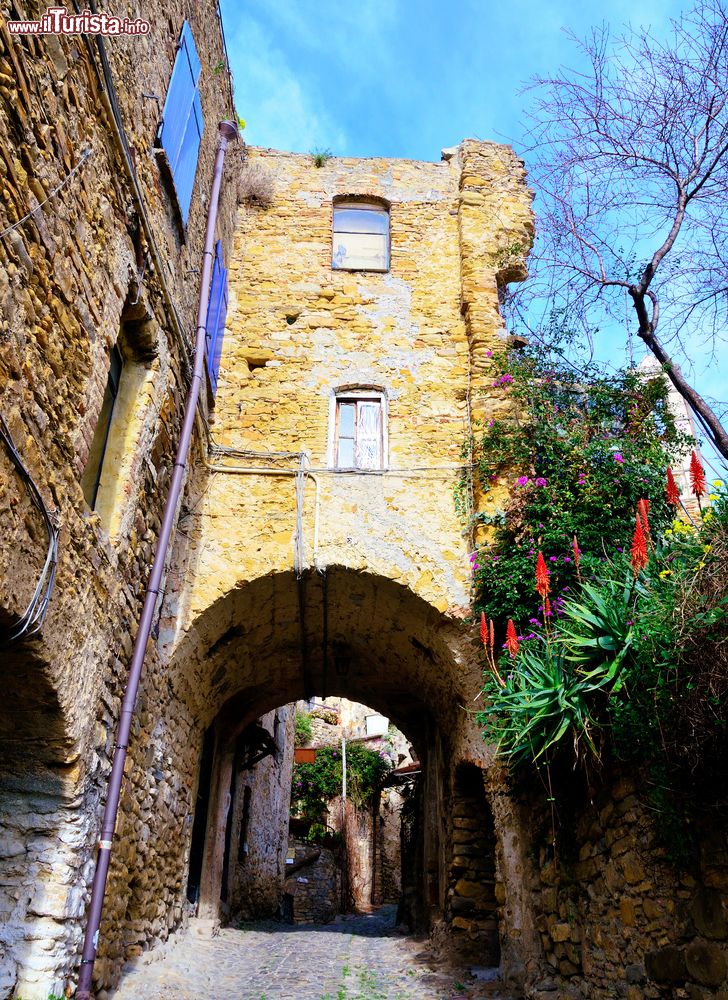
[0,149,93,240]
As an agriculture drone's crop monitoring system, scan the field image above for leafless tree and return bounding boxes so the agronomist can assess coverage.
[513,0,728,460]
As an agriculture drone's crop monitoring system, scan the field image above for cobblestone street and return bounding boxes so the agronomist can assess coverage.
[110,907,519,1000]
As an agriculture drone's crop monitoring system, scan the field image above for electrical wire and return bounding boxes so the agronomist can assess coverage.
[0,414,60,643]
[0,149,93,241]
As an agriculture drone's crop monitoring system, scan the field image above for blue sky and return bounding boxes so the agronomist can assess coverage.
[219,0,725,460]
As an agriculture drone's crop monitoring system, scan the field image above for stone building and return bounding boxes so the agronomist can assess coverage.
[0,2,239,995]
[154,140,537,988]
[8,11,727,998]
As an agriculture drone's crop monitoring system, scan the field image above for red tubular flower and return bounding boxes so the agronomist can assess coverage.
[689,450,707,497]
[637,498,651,537]
[572,535,580,568]
[480,612,490,649]
[535,551,550,598]
[505,619,519,658]
[631,513,648,575]
[666,467,680,507]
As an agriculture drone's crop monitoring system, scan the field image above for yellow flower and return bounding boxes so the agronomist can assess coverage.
[713,479,723,487]
[659,569,672,579]
[703,544,712,553]
[709,493,719,501]
[703,511,714,522]
[695,561,706,571]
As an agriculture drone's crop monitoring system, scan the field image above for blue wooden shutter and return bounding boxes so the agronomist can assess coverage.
[206,241,228,394]
[158,21,204,223]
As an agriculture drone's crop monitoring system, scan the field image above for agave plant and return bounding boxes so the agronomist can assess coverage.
[556,574,642,692]
[480,643,618,767]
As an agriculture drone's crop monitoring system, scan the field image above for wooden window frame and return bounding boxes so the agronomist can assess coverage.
[329,389,387,471]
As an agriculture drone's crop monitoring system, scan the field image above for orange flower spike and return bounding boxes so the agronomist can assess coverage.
[535,551,550,598]
[666,467,680,507]
[489,619,495,651]
[480,611,489,648]
[689,450,707,498]
[631,512,648,575]
[637,498,651,537]
[572,535,580,568]
[505,619,519,658]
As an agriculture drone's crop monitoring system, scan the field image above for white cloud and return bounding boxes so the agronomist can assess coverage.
[221,7,348,153]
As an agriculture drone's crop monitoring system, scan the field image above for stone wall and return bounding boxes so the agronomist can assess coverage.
[284,839,341,924]
[0,2,238,994]
[526,771,728,1000]
[445,764,500,966]
[228,707,295,920]
[375,788,405,905]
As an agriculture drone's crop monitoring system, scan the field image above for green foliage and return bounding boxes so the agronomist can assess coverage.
[291,743,392,823]
[479,480,728,859]
[294,711,313,748]
[310,147,332,168]
[466,348,690,627]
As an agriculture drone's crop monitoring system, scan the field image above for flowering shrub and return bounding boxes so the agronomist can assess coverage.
[291,742,393,825]
[478,473,728,860]
[464,350,692,630]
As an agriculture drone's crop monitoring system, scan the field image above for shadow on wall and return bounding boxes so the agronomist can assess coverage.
[0,644,87,998]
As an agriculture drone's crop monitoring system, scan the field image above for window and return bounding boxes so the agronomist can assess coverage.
[333,392,385,470]
[81,345,123,509]
[332,201,389,271]
[156,21,204,225]
[205,240,228,394]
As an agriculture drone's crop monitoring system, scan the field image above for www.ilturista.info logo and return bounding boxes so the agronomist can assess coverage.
[7,6,150,35]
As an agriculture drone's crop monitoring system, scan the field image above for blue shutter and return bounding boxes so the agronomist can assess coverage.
[206,241,228,394]
[158,22,204,224]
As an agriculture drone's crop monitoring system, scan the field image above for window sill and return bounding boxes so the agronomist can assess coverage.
[330,467,388,474]
[332,266,390,274]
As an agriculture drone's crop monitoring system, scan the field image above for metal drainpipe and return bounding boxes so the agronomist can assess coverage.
[75,119,238,1000]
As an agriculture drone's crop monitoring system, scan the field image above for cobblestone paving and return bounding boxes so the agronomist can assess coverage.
[111,906,520,1000]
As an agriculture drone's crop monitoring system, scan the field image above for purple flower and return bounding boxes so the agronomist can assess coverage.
[516,476,530,487]
[549,556,557,563]
[564,556,571,563]
[529,617,541,625]
[616,546,623,553]
[485,350,492,358]
[534,477,548,487]
[614,453,624,464]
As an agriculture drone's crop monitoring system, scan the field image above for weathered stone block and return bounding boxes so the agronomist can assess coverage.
[685,939,727,987]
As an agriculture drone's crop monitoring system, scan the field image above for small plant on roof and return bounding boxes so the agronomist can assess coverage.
[310,147,332,168]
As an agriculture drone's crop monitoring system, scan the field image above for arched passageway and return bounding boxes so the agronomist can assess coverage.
[160,566,480,934]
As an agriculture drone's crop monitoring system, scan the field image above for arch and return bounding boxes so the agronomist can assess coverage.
[165,566,478,750]
[151,566,486,932]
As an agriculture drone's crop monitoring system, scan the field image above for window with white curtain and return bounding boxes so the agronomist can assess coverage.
[332,201,389,271]
[333,392,385,470]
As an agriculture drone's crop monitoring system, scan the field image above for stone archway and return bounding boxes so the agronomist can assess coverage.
[157,566,481,933]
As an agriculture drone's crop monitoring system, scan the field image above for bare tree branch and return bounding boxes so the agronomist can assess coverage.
[510,0,728,460]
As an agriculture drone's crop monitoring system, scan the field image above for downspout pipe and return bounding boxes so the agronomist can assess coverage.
[75,119,238,1000]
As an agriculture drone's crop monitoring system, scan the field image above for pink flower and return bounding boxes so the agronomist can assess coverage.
[613,453,624,464]
[516,476,529,487]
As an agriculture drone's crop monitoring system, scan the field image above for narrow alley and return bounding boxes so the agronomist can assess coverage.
[110,906,518,1000]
